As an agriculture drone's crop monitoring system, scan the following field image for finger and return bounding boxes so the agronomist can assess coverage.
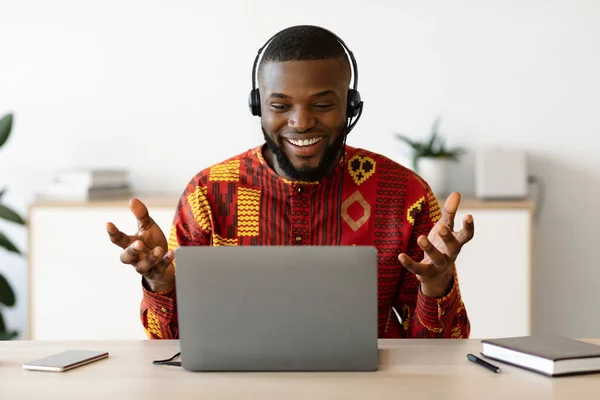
[441,191,461,230]
[136,249,175,278]
[120,240,149,265]
[398,253,432,276]
[438,224,462,257]
[456,214,475,245]
[129,198,154,231]
[106,222,134,249]
[417,235,449,268]
[134,246,166,275]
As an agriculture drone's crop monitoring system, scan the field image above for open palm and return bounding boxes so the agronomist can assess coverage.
[399,192,475,295]
[106,198,175,291]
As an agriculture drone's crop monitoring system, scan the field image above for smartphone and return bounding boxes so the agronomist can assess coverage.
[22,350,109,372]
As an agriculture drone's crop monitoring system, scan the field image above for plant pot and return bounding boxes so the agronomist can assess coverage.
[416,157,451,197]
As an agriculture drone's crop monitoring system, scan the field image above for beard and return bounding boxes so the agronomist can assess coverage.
[262,125,346,182]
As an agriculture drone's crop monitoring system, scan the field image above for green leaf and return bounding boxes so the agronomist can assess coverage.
[438,136,446,153]
[412,154,420,172]
[0,188,5,199]
[428,117,443,151]
[394,133,419,149]
[0,274,16,306]
[395,116,465,162]
[0,113,14,149]
[412,143,423,155]
[426,129,438,152]
[0,311,18,340]
[0,231,21,255]
[0,204,25,225]
[0,331,18,340]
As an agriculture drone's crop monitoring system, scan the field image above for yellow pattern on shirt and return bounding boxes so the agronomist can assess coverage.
[187,186,212,232]
[209,160,240,182]
[145,310,163,339]
[237,187,261,236]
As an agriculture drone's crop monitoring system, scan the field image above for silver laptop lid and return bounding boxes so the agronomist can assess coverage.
[175,246,378,371]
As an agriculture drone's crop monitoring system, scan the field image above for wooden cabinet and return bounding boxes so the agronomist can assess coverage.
[454,207,533,339]
[28,197,176,340]
[27,196,534,340]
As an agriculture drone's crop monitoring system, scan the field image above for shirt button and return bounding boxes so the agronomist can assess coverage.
[295,235,302,242]
[297,186,303,194]
[161,307,168,313]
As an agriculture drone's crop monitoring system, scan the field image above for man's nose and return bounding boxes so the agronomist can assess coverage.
[287,106,316,132]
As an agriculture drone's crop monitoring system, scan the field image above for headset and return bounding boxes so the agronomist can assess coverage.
[248,25,363,135]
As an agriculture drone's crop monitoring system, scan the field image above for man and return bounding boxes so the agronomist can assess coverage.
[106,25,474,340]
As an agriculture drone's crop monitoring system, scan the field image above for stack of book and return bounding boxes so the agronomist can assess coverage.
[36,169,132,201]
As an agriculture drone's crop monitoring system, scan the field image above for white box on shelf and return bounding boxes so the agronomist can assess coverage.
[475,148,528,200]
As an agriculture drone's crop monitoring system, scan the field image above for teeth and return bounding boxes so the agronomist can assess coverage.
[287,137,323,147]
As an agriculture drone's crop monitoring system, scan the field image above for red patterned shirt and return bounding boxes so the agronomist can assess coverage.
[141,145,470,339]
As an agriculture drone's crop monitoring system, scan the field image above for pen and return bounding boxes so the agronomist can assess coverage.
[467,353,501,373]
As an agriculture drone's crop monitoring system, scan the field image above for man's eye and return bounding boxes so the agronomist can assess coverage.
[314,104,333,109]
[270,104,289,111]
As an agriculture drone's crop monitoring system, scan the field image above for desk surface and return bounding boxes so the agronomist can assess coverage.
[2,339,598,399]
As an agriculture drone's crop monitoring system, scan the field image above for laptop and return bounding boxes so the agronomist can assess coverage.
[174,246,379,372]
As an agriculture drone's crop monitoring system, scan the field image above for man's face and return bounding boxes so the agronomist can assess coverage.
[260,59,349,181]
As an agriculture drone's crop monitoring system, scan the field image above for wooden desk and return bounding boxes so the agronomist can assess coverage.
[2,339,599,399]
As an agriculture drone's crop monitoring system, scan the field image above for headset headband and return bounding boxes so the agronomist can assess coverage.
[251,26,359,93]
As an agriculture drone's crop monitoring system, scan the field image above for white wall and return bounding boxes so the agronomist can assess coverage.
[0,0,599,339]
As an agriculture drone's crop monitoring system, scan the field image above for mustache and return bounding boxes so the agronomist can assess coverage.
[281,129,330,136]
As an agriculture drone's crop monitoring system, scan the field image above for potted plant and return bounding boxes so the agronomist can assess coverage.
[394,117,464,196]
[0,113,25,340]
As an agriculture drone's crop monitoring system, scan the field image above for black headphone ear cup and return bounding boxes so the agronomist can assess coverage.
[248,89,261,116]
[346,88,361,118]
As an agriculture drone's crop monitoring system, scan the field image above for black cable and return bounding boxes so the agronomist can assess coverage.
[338,137,346,246]
[152,352,181,367]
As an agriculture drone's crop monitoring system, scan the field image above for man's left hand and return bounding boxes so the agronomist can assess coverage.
[398,192,475,298]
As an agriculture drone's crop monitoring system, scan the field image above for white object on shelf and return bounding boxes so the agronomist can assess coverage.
[475,148,528,199]
[55,169,130,188]
[416,157,451,197]
[35,183,132,201]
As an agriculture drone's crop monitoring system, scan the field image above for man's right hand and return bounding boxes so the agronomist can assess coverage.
[106,198,175,293]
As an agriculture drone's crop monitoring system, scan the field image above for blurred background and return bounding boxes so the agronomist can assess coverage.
[0,0,599,340]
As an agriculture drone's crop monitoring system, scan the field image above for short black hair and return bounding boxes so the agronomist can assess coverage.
[257,25,352,86]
